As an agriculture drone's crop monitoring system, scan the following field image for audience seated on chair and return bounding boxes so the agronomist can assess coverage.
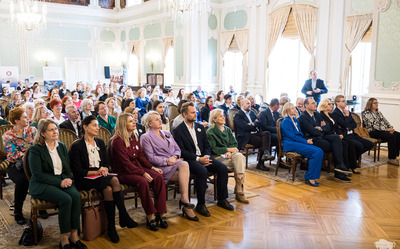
[151,101,170,131]
[124,107,145,137]
[200,96,214,123]
[140,111,198,222]
[206,109,249,204]
[79,99,94,120]
[171,99,189,132]
[192,86,206,103]
[69,115,137,243]
[135,88,149,116]
[299,98,352,181]
[234,98,274,171]
[362,98,400,166]
[111,113,167,232]
[173,102,233,217]
[60,105,81,137]
[50,99,68,125]
[214,90,225,107]
[258,98,280,147]
[280,103,323,187]
[246,95,260,113]
[95,101,117,135]
[295,97,305,116]
[30,106,51,129]
[28,118,87,249]
[217,94,234,116]
[331,95,374,173]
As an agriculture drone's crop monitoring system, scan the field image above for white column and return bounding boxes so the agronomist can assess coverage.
[256,0,268,96]
[247,2,258,91]
[17,33,29,78]
[315,0,330,84]
[89,0,100,8]
[326,0,346,96]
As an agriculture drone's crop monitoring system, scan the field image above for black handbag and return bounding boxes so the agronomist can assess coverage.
[18,219,43,246]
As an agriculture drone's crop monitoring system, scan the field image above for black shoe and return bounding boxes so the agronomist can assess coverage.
[351,169,361,175]
[59,243,72,249]
[39,210,49,219]
[108,225,119,243]
[68,239,87,249]
[156,213,168,229]
[335,165,352,174]
[14,213,26,225]
[334,172,351,182]
[262,151,275,161]
[146,217,159,231]
[119,214,138,228]
[217,199,234,211]
[195,204,211,217]
[256,162,270,171]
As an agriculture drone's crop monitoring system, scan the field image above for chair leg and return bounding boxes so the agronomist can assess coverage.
[213,175,217,202]
[292,161,296,182]
[32,209,38,245]
[377,143,381,161]
[245,149,249,169]
[0,175,3,200]
[373,144,377,162]
[275,156,281,176]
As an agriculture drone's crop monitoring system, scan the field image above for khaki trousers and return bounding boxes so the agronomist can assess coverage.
[214,152,246,182]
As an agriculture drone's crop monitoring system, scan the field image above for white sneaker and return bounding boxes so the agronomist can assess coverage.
[388,159,399,166]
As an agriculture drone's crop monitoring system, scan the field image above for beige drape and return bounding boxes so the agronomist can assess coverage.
[342,14,372,95]
[130,41,142,84]
[162,38,174,68]
[221,30,249,90]
[266,6,291,61]
[292,4,318,70]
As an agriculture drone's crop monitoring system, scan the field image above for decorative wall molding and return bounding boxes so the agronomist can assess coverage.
[377,0,391,12]
[371,79,400,91]
[248,0,269,8]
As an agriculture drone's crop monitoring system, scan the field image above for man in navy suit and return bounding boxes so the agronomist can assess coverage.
[193,86,206,103]
[299,98,352,181]
[301,70,328,105]
[173,102,233,217]
[331,95,374,174]
[258,98,280,146]
[234,99,274,171]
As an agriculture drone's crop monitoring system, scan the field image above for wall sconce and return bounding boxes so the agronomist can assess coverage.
[37,51,54,67]
[147,52,159,72]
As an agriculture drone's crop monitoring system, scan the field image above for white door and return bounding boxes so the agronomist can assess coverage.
[65,58,92,90]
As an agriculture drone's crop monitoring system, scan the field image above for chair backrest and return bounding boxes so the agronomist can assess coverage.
[351,112,362,128]
[116,97,122,108]
[106,138,114,171]
[276,118,284,155]
[58,128,78,150]
[354,127,370,138]
[227,108,238,132]
[251,108,259,116]
[96,126,111,143]
[166,105,179,120]
[0,125,13,156]
[1,100,9,112]
[23,147,31,181]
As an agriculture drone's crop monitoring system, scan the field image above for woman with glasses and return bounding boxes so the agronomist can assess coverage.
[23,102,35,124]
[362,98,400,166]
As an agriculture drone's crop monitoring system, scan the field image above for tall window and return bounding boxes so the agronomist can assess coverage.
[164,47,174,86]
[128,54,139,86]
[267,38,310,101]
[223,51,243,93]
[350,42,371,96]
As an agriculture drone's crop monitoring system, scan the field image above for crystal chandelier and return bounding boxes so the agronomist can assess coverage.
[161,0,209,19]
[10,0,47,32]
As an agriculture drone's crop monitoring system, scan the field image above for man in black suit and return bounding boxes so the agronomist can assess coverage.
[331,95,374,174]
[258,98,280,146]
[173,102,233,217]
[234,99,274,171]
[59,104,81,137]
[301,70,328,105]
[299,98,352,181]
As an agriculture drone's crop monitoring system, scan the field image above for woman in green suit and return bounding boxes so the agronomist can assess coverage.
[29,118,87,249]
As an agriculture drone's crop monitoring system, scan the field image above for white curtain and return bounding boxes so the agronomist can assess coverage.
[162,38,174,68]
[235,30,249,91]
[342,14,372,95]
[130,41,142,84]
[266,6,291,61]
[292,4,318,70]
[220,31,235,58]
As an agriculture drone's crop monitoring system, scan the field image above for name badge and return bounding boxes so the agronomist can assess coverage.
[347,130,353,135]
[197,128,201,132]
[135,145,139,150]
[139,129,143,133]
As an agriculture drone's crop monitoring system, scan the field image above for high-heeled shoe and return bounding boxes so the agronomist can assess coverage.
[182,206,199,221]
[146,217,159,231]
[305,179,319,187]
[156,213,168,229]
[179,200,195,210]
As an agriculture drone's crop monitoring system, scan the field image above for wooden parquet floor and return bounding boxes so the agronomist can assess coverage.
[48,158,400,249]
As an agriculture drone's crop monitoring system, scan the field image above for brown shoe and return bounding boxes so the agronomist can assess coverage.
[235,193,249,204]
[388,159,399,166]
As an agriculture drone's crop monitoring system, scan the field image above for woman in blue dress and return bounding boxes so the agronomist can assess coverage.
[280,103,323,187]
[135,88,149,116]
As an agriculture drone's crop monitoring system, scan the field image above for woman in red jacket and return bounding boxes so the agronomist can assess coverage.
[111,113,167,231]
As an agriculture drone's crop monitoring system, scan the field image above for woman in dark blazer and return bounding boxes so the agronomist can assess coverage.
[69,115,137,244]
[29,118,87,249]
[200,96,214,122]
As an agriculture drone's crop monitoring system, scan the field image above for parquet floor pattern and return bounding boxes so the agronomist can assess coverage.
[80,159,400,249]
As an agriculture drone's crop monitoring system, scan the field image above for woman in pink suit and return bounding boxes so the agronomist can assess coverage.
[140,111,198,221]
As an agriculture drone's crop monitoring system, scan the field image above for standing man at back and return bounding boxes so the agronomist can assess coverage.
[301,70,328,105]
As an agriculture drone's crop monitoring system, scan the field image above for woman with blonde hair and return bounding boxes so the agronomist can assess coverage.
[29,118,87,249]
[111,113,166,231]
[362,97,400,165]
[135,88,149,116]
[105,97,120,118]
[23,102,35,123]
[30,106,51,128]
[79,99,94,120]
[141,111,198,221]
[206,109,248,203]
[280,103,323,187]
[234,95,244,110]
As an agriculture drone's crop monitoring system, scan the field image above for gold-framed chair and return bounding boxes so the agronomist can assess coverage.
[96,126,112,143]
[166,104,179,121]
[23,148,58,245]
[275,118,308,182]
[0,124,12,199]
[58,128,78,150]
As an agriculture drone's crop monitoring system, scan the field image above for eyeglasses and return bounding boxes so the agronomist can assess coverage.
[328,103,334,106]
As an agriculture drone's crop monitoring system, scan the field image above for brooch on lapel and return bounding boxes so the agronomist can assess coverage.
[139,129,143,133]
[135,145,139,150]
[165,133,170,138]
[197,128,201,132]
